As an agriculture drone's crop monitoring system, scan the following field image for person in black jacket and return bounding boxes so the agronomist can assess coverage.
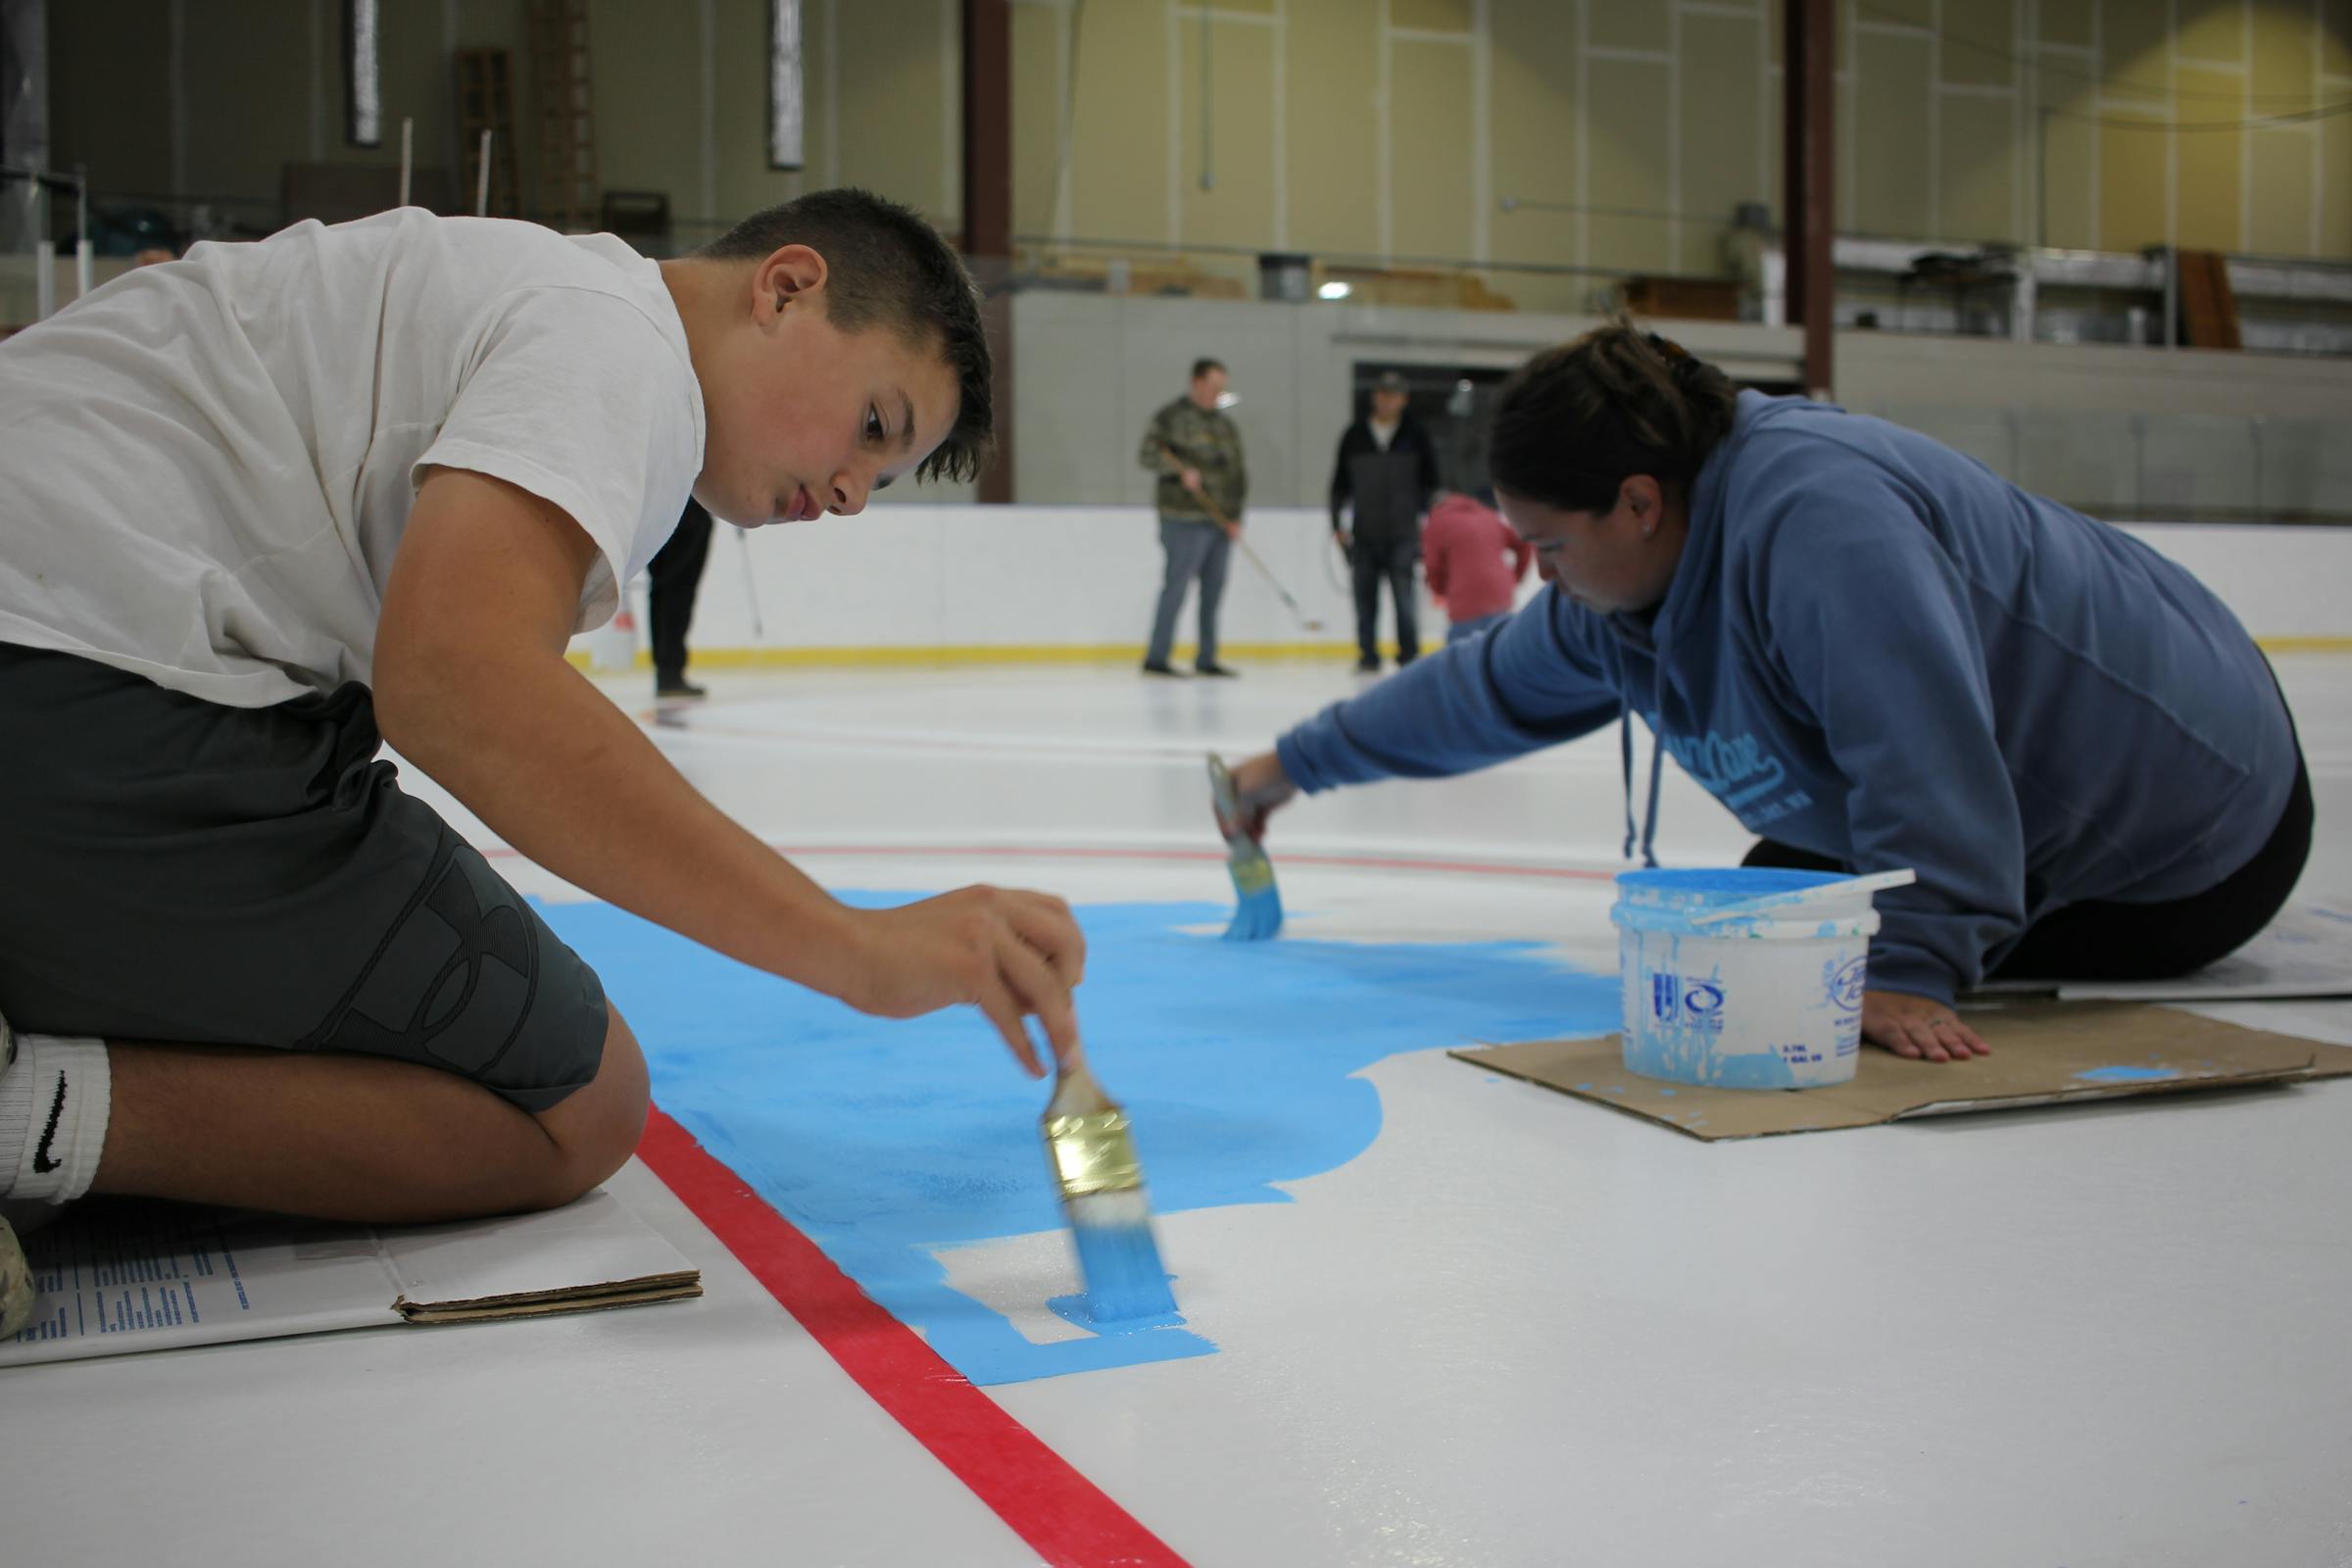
[1328,370,1444,671]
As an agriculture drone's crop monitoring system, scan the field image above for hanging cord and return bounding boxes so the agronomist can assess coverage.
[1640,724,1664,869]
[1619,712,1638,862]
[1618,710,1664,869]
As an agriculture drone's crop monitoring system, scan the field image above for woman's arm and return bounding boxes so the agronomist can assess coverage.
[1274,588,1623,794]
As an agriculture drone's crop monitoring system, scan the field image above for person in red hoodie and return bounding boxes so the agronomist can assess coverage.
[1423,488,1533,644]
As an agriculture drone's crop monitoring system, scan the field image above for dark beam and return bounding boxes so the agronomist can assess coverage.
[962,0,1013,503]
[1782,0,1835,399]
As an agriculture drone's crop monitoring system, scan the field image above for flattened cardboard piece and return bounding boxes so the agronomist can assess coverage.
[1970,901,2352,1002]
[1452,1003,2343,1142]
[0,1188,700,1366]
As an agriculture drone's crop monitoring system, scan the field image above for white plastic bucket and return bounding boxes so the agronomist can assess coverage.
[1610,867,1883,1090]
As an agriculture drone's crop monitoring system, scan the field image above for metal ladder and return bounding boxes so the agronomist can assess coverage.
[453,48,520,219]
[528,0,598,231]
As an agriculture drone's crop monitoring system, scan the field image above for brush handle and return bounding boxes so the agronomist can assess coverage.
[1047,1049,1112,1119]
[1206,754,1247,843]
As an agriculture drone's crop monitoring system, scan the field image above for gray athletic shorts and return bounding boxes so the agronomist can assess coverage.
[0,643,608,1112]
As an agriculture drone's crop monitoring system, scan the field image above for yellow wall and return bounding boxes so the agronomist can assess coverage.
[47,0,2352,282]
[1004,0,2352,301]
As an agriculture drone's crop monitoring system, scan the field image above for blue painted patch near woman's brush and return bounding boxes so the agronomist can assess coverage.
[2074,1064,2182,1083]
[541,893,1616,1386]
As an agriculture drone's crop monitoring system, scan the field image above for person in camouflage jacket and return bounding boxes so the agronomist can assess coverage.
[1137,358,1249,675]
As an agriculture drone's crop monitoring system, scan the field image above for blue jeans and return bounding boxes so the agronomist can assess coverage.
[1147,516,1232,667]
[1350,533,1420,663]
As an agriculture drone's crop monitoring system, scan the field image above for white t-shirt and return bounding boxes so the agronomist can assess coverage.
[0,209,705,708]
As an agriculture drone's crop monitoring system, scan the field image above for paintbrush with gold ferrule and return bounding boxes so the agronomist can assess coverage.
[1042,1047,1176,1323]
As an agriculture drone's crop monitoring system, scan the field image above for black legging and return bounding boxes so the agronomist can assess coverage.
[1350,533,1421,665]
[648,499,714,684]
[1743,742,2314,984]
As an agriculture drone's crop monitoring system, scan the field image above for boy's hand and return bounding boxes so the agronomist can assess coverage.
[1180,466,1203,494]
[838,887,1087,1077]
[1221,751,1298,842]
[1861,990,1991,1062]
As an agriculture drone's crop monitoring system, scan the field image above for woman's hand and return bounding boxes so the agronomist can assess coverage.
[1220,751,1298,842]
[1861,989,1991,1063]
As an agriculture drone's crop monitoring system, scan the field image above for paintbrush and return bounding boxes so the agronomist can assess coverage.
[1207,753,1284,941]
[1042,1047,1177,1323]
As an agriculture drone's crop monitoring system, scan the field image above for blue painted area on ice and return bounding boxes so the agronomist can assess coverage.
[2075,1064,2183,1083]
[543,893,1617,1386]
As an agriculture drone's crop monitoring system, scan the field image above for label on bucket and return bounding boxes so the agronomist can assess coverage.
[1827,957,1867,1014]
[1649,973,1726,1031]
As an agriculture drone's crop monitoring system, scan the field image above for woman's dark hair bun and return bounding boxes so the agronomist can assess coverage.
[1488,318,1740,515]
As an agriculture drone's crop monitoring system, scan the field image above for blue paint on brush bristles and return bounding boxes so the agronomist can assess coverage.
[1223,855,1283,943]
[1208,754,1284,942]
[1066,1198,1178,1322]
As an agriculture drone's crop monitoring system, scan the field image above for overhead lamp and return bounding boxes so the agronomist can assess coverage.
[345,0,381,147]
[769,0,805,170]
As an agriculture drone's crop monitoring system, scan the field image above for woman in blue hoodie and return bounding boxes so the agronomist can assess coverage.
[1226,324,2312,1064]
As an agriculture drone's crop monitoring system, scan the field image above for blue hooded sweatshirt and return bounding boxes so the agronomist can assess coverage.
[1275,391,2298,1005]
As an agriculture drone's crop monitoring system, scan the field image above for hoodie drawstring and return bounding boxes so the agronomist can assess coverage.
[1641,724,1664,869]
[1619,710,1664,869]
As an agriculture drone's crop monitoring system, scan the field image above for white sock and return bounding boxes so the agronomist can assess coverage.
[0,1035,111,1204]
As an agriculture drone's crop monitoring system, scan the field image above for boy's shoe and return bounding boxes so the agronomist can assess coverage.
[655,676,708,700]
[1140,661,1184,677]
[0,1211,30,1342]
[1194,662,1239,678]
[1354,656,1382,673]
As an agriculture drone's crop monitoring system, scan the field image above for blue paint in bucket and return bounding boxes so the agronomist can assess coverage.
[1610,867,1882,1091]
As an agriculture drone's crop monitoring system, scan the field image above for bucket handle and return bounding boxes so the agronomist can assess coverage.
[1685,868,1918,928]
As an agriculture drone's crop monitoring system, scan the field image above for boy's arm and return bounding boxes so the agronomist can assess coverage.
[374,468,1081,1073]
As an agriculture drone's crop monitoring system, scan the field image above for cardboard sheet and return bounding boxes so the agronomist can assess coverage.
[0,1187,700,1366]
[1970,901,2352,1002]
[1453,1003,2352,1142]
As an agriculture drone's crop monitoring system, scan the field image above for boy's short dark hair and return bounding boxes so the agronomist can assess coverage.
[699,188,993,485]
[1191,358,1226,380]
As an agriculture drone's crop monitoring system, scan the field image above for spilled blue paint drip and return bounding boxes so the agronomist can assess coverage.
[2075,1064,2182,1083]
[542,893,1618,1386]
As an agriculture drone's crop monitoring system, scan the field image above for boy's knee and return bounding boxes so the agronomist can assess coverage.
[530,1007,650,1207]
